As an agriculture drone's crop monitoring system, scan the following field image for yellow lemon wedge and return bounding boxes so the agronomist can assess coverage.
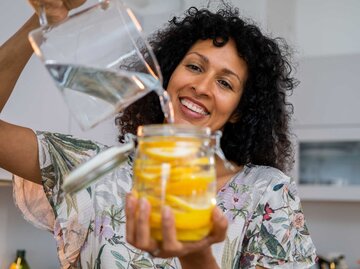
[139,137,202,162]
[167,177,214,196]
[144,146,198,161]
[165,194,214,211]
[144,194,162,208]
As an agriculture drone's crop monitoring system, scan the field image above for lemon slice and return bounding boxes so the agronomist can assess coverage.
[144,147,198,161]
[165,194,213,211]
[192,157,211,165]
[140,137,202,162]
[167,178,214,196]
[144,194,162,208]
[169,166,201,179]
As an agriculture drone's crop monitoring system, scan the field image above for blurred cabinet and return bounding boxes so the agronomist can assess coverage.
[299,141,360,186]
[293,127,360,202]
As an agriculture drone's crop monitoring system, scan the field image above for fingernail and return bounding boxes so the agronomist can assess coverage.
[140,198,147,211]
[126,195,134,211]
[162,205,171,220]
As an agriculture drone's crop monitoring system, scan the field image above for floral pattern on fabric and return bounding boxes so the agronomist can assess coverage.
[13,132,316,269]
[215,165,316,269]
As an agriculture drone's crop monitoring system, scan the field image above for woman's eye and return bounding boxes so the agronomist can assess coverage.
[218,80,233,90]
[186,64,202,72]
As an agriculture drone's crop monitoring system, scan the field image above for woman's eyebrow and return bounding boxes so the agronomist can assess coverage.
[186,51,243,85]
[186,51,209,63]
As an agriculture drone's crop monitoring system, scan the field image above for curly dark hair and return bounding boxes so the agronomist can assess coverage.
[116,6,297,173]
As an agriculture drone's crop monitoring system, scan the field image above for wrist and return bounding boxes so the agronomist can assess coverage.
[179,247,219,269]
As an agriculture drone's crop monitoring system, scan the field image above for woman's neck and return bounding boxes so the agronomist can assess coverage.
[215,156,243,192]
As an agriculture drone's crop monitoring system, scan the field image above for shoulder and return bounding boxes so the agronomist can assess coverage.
[36,131,107,168]
[237,164,291,197]
[36,131,106,152]
[216,164,291,227]
[246,164,301,210]
[35,131,111,197]
[244,164,290,183]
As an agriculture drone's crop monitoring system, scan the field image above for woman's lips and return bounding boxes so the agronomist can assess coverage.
[179,97,210,119]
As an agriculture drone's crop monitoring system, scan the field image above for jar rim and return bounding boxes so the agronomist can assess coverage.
[137,124,212,137]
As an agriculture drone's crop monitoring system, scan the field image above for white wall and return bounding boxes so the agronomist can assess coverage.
[0,2,69,132]
[295,0,360,57]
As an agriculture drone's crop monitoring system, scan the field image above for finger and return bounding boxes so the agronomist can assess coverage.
[125,193,137,245]
[41,0,64,8]
[40,0,84,10]
[30,0,63,12]
[29,0,67,24]
[134,198,152,249]
[27,0,44,12]
[207,207,228,244]
[63,0,87,10]
[161,206,182,253]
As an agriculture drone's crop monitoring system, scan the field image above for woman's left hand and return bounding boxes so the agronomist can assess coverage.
[125,193,228,267]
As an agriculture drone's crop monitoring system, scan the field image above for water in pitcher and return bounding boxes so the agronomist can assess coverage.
[46,62,174,128]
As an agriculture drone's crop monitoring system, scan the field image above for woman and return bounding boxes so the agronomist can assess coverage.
[0,0,316,268]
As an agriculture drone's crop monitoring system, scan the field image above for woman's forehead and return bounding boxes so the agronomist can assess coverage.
[184,39,248,82]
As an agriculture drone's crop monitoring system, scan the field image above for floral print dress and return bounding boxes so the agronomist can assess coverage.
[13,132,316,269]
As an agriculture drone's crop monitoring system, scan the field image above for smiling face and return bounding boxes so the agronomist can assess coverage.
[166,38,248,131]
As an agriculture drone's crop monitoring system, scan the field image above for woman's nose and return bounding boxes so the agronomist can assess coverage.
[191,74,213,96]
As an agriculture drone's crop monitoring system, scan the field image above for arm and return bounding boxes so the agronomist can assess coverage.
[0,0,86,183]
[0,121,41,183]
[0,14,42,183]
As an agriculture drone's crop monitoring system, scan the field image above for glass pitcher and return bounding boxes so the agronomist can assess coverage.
[62,124,217,241]
[28,0,164,130]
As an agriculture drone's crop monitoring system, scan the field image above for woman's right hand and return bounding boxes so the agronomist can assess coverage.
[27,0,86,24]
[125,193,228,269]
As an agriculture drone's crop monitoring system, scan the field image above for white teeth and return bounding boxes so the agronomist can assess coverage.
[180,98,209,115]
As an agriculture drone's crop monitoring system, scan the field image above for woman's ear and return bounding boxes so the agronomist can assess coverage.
[229,112,240,124]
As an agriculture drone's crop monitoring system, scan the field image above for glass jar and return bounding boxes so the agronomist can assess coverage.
[133,124,217,241]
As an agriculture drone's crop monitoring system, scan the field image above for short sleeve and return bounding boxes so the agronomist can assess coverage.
[240,172,317,268]
[13,131,104,268]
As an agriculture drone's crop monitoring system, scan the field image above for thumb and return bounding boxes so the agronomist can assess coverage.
[208,207,228,244]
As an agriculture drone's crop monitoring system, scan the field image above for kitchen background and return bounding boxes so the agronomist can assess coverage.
[1,0,360,268]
